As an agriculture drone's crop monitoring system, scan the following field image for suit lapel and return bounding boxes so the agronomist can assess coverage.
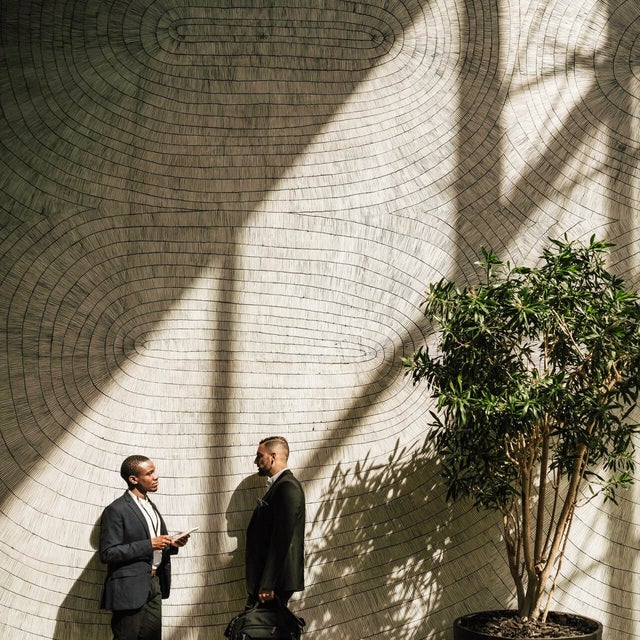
[147,497,165,534]
[123,491,150,534]
[262,469,291,503]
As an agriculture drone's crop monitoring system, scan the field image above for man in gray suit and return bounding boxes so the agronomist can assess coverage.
[100,455,190,639]
[245,436,305,608]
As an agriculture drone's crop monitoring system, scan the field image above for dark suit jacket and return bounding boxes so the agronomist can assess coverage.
[245,470,305,595]
[99,491,177,611]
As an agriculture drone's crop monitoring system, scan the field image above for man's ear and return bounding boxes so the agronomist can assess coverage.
[129,475,139,486]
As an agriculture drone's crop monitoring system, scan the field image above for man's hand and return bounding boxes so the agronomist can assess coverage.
[151,535,173,550]
[258,589,275,603]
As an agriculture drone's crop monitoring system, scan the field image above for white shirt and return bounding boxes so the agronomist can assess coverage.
[266,468,289,488]
[131,491,163,569]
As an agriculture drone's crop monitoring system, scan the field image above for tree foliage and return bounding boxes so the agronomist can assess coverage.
[403,236,640,619]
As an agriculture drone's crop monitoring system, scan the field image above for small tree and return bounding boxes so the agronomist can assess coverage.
[403,236,640,621]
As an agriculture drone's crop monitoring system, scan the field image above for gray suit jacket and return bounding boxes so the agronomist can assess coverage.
[99,491,176,610]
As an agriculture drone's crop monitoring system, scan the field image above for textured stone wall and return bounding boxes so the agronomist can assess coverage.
[1,1,639,638]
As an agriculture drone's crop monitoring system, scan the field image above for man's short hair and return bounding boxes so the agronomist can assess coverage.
[260,436,289,459]
[120,455,150,485]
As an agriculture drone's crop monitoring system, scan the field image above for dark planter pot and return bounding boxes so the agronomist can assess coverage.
[453,610,603,640]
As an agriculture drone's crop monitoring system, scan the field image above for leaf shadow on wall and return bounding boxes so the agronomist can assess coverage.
[300,439,464,639]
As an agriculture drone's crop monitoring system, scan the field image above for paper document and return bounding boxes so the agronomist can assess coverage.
[171,527,199,542]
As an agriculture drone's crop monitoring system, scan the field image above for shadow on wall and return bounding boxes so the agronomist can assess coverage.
[565,474,640,638]
[222,472,267,610]
[53,519,110,640]
[300,439,459,639]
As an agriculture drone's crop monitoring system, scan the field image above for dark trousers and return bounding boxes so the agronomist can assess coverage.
[111,576,162,640]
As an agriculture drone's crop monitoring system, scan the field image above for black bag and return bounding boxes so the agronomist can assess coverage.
[224,600,305,640]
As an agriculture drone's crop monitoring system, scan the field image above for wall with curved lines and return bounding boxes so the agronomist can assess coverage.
[1,0,639,638]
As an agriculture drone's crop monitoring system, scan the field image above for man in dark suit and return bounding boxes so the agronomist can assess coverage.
[100,455,190,639]
[245,436,305,608]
